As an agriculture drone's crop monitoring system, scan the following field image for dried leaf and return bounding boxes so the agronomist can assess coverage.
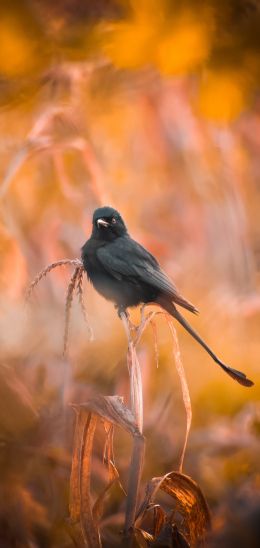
[73,395,145,537]
[79,412,101,547]
[76,395,140,436]
[136,470,210,546]
[70,408,101,546]
[69,407,86,524]
[160,471,211,545]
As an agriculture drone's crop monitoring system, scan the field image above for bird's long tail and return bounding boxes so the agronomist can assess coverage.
[159,299,253,387]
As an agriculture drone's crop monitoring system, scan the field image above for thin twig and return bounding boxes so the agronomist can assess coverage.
[77,267,94,341]
[63,266,81,356]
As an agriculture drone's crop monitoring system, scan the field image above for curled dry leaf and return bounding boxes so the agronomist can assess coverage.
[136,471,210,546]
[160,472,211,545]
[70,395,146,543]
[77,395,140,436]
[69,408,101,547]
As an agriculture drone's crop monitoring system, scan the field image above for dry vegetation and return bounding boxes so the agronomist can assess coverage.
[0,1,260,546]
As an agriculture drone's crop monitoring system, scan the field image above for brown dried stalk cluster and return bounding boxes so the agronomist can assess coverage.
[27,261,211,547]
[26,258,93,356]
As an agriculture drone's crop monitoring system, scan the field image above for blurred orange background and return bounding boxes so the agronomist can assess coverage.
[0,1,259,546]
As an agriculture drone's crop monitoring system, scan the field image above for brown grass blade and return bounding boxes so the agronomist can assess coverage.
[69,408,86,524]
[132,307,191,472]
[166,317,192,473]
[79,412,101,547]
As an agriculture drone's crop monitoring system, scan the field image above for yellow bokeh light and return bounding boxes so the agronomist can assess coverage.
[157,14,211,75]
[104,16,156,69]
[197,71,247,122]
[0,16,36,76]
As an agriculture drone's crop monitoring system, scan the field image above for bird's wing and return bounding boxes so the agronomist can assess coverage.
[97,238,197,312]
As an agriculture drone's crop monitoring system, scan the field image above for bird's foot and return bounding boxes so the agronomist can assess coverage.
[116,305,138,334]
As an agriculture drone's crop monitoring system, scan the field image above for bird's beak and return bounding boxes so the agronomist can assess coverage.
[97,218,109,228]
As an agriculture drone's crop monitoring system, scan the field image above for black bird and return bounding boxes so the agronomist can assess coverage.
[81,206,253,387]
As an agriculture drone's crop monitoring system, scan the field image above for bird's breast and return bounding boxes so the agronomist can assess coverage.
[81,240,159,309]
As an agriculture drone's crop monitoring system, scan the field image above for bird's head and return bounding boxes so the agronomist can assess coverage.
[92,206,128,240]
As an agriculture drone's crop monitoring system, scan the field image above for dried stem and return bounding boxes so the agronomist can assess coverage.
[77,267,94,341]
[26,259,83,301]
[120,312,144,434]
[64,266,82,356]
[124,433,146,540]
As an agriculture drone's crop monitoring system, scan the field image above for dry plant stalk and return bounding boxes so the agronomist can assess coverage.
[26,258,93,355]
[26,258,82,302]
[27,262,210,546]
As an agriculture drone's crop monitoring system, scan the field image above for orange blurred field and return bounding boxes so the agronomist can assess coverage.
[0,1,259,546]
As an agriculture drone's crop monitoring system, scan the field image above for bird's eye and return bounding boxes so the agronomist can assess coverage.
[111,217,117,224]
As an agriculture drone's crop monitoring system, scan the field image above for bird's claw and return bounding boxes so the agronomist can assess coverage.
[115,305,138,334]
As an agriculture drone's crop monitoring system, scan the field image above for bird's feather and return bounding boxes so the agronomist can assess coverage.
[97,238,197,313]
